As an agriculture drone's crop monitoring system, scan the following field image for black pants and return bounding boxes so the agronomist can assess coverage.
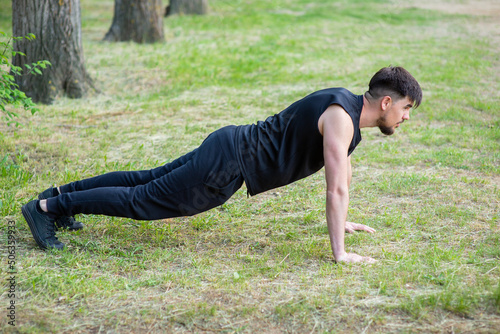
[47,126,244,220]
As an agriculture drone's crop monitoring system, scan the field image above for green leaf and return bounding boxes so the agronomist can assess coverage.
[0,31,45,129]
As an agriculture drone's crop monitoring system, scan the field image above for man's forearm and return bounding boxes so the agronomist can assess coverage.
[347,157,352,188]
[325,189,349,260]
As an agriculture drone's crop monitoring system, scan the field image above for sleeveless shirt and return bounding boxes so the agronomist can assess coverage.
[234,87,363,196]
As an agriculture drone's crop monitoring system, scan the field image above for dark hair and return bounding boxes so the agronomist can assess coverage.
[366,66,422,109]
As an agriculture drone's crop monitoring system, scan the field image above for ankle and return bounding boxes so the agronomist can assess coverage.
[37,199,59,219]
[39,199,49,213]
[58,184,70,195]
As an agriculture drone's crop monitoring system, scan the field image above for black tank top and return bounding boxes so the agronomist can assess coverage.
[235,88,363,196]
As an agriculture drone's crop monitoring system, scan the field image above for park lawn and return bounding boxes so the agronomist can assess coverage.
[1,0,499,332]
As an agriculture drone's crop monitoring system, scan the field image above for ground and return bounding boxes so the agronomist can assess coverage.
[0,0,499,333]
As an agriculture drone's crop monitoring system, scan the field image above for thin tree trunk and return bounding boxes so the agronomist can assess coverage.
[103,0,164,44]
[12,0,93,105]
[167,0,208,16]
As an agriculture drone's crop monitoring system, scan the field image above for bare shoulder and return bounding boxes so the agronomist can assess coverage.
[318,104,354,137]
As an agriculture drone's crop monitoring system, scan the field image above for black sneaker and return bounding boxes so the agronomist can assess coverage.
[38,187,84,231]
[21,200,64,250]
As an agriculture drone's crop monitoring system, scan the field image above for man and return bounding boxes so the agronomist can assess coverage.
[22,66,422,264]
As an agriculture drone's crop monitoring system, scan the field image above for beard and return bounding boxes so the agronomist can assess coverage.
[376,115,395,136]
[378,124,395,136]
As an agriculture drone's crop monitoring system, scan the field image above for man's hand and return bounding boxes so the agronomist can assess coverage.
[336,222,377,263]
[335,252,377,264]
[345,221,375,234]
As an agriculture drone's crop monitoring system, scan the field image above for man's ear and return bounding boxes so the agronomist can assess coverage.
[380,96,392,111]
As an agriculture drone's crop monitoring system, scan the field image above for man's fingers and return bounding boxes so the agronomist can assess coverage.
[345,227,355,234]
[352,255,377,264]
[362,256,377,264]
[345,222,376,233]
[356,223,375,233]
[352,256,377,264]
[360,224,376,233]
[337,253,377,264]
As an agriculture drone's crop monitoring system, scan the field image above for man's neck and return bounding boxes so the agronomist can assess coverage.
[360,94,381,129]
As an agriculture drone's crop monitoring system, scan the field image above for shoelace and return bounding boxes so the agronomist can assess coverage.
[45,219,60,242]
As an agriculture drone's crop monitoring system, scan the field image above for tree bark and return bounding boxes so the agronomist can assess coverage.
[166,0,208,16]
[12,0,93,105]
[103,0,164,44]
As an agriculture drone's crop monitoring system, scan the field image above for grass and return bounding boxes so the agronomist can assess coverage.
[1,0,499,332]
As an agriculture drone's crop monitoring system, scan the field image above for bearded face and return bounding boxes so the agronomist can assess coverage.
[376,114,396,136]
[375,96,413,136]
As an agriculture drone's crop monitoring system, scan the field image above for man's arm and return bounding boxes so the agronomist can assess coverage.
[345,155,376,235]
[319,105,376,264]
[347,155,352,188]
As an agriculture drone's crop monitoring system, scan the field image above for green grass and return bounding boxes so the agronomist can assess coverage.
[1,0,499,332]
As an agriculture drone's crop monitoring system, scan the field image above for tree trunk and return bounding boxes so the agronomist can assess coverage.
[12,0,93,105]
[103,0,164,44]
[166,0,208,16]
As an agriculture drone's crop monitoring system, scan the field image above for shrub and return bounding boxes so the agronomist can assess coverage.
[0,31,51,127]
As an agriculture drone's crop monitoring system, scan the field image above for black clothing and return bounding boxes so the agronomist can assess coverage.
[48,126,243,219]
[47,88,363,220]
[235,88,363,196]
